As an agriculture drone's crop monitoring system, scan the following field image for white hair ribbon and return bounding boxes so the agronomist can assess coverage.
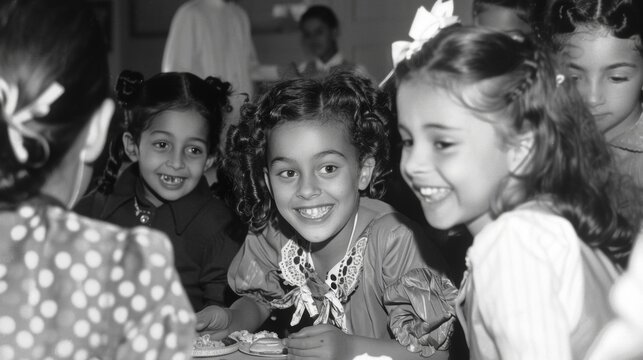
[0,78,64,163]
[379,0,459,88]
[391,0,459,67]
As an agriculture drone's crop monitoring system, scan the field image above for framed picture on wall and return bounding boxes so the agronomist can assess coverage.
[89,0,112,51]
[130,0,185,37]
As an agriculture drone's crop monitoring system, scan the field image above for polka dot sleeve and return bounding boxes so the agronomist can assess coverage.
[0,204,196,360]
[113,227,197,360]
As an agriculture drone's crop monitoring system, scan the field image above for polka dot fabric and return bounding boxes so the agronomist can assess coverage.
[0,203,196,359]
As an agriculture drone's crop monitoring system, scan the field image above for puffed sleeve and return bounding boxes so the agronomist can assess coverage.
[114,227,196,359]
[227,224,285,306]
[384,268,458,357]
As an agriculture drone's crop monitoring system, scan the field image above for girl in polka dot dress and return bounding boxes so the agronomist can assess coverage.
[0,0,195,359]
[201,72,458,360]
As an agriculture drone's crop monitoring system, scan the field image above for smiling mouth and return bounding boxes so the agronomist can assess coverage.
[297,206,333,219]
[417,187,451,203]
[159,174,185,185]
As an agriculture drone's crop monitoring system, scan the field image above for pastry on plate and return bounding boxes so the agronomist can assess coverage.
[249,337,287,355]
[192,334,239,357]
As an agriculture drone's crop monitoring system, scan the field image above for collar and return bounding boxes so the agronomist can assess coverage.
[609,111,643,153]
[101,164,213,234]
[314,52,344,72]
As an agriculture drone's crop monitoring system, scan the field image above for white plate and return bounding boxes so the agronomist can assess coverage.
[192,337,239,358]
[238,342,288,358]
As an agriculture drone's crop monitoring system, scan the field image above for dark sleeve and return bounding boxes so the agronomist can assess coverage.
[199,204,243,307]
[73,191,104,219]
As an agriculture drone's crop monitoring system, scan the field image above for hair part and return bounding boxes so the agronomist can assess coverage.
[0,0,110,203]
[549,0,643,55]
[96,70,232,195]
[223,70,392,231]
[396,25,642,266]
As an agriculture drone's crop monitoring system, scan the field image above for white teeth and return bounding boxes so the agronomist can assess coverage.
[160,174,184,185]
[418,187,451,203]
[298,206,332,219]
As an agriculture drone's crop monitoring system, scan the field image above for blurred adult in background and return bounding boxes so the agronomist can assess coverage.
[162,0,280,148]
[286,5,370,81]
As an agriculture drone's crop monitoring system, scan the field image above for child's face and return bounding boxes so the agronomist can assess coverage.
[561,28,643,139]
[397,82,514,236]
[264,120,371,243]
[124,109,213,206]
[474,4,532,34]
[301,18,338,61]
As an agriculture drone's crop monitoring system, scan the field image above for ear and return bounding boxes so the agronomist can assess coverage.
[358,157,376,191]
[507,131,534,175]
[80,99,115,163]
[263,168,273,197]
[122,131,139,163]
[204,155,216,171]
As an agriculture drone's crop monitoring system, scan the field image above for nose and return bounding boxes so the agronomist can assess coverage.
[297,173,321,199]
[166,149,185,170]
[401,143,433,180]
[584,78,605,108]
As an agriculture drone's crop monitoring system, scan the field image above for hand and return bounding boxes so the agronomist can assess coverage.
[285,324,354,360]
[195,305,232,333]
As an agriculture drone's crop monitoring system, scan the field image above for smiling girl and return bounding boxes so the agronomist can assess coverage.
[75,71,243,319]
[199,71,457,360]
[395,25,642,359]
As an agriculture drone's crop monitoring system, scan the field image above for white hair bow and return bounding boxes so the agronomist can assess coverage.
[378,0,459,88]
[391,0,459,67]
[0,78,64,164]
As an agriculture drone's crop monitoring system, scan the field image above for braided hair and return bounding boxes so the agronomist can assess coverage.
[96,70,232,194]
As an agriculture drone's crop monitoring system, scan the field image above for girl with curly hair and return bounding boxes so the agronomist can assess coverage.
[549,0,643,188]
[200,71,457,360]
[396,25,642,359]
[75,71,243,320]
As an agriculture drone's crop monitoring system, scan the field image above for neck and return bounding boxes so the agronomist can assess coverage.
[310,212,358,275]
[318,47,339,64]
[604,104,642,141]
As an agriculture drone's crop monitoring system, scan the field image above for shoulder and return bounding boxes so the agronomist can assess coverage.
[73,190,107,217]
[362,198,418,234]
[471,206,580,264]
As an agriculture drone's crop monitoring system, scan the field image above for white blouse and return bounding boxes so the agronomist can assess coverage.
[460,208,584,359]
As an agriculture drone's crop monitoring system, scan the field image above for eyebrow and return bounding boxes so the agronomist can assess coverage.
[269,150,347,167]
[149,130,207,144]
[569,62,638,71]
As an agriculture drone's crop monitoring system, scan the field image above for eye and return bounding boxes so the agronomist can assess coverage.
[186,146,204,156]
[153,141,168,150]
[568,74,581,82]
[277,169,298,178]
[320,165,337,174]
[399,138,413,148]
[609,75,629,83]
[434,140,454,150]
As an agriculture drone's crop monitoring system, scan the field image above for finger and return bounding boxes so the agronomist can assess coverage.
[289,324,334,338]
[199,330,229,340]
[286,336,324,350]
[287,346,328,359]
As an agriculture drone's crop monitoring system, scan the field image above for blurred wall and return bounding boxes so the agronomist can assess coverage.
[113,0,473,82]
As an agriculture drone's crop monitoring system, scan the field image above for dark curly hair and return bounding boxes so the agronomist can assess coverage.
[548,0,643,55]
[223,70,393,231]
[0,0,109,204]
[96,70,232,194]
[473,0,549,37]
[396,25,642,267]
